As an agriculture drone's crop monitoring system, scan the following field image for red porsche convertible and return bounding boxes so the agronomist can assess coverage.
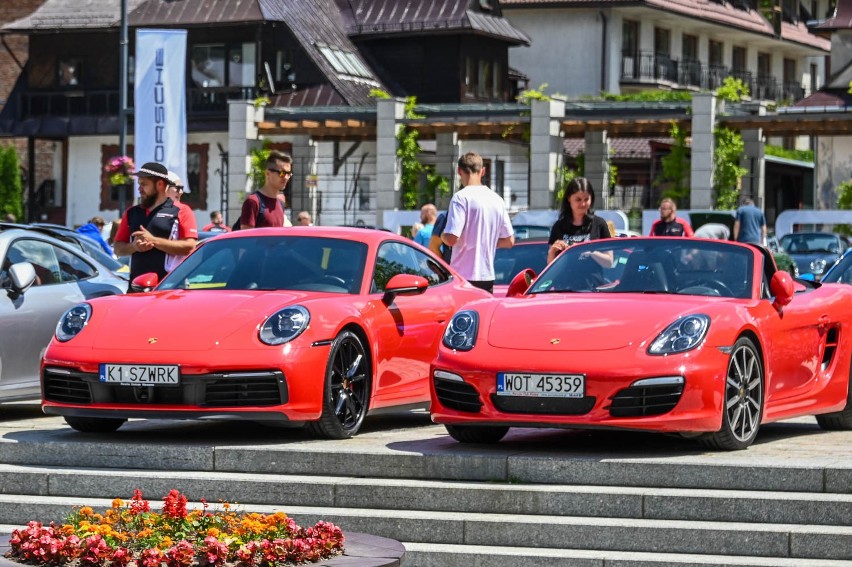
[41,227,488,438]
[431,237,852,450]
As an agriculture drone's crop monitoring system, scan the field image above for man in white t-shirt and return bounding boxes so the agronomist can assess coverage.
[441,152,514,293]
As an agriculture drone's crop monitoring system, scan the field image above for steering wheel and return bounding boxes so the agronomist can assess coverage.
[703,279,734,296]
[319,275,347,288]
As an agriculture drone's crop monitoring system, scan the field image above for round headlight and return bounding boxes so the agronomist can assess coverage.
[259,306,310,345]
[443,310,479,351]
[56,303,92,342]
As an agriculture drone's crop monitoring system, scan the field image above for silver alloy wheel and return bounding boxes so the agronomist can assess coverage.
[725,341,762,443]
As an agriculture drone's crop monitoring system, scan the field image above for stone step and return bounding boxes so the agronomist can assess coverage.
[1,464,851,527]
[0,494,850,561]
[0,438,850,494]
[401,543,852,567]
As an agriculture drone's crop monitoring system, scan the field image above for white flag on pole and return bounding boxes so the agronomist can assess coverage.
[134,29,187,185]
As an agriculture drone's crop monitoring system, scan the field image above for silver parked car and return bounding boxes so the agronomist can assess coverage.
[0,227,126,402]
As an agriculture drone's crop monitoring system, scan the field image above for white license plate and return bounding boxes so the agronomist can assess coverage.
[496,373,585,398]
[99,364,180,386]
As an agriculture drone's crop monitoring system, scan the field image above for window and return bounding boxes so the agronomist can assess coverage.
[622,20,639,57]
[493,61,501,99]
[55,246,97,283]
[58,58,81,87]
[190,43,256,88]
[783,58,796,84]
[478,60,492,98]
[4,239,61,286]
[682,35,698,61]
[317,44,375,82]
[758,52,771,78]
[654,28,670,56]
[464,57,476,97]
[732,46,747,73]
[373,242,448,292]
[709,40,723,68]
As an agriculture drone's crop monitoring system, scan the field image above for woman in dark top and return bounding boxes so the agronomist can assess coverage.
[547,177,612,265]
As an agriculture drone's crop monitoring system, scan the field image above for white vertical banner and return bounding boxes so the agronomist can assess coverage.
[134,29,187,185]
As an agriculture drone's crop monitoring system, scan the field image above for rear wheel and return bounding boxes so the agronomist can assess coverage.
[64,416,126,433]
[816,357,852,430]
[445,424,509,444]
[699,337,763,451]
[307,330,370,439]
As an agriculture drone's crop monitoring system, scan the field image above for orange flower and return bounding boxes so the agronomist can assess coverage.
[112,498,125,509]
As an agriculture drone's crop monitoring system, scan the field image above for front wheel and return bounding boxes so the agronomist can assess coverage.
[445,424,509,444]
[699,337,763,451]
[64,416,126,433]
[306,330,370,439]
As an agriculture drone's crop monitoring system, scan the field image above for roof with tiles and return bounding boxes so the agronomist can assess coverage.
[501,0,827,50]
[563,136,674,159]
[338,0,530,44]
[2,0,147,31]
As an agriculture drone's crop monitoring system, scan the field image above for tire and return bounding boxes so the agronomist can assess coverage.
[699,337,763,451]
[816,357,852,430]
[445,424,509,444]
[306,330,370,439]
[64,416,126,433]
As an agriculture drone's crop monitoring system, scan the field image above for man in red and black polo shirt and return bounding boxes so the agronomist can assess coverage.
[113,162,198,290]
[649,198,694,237]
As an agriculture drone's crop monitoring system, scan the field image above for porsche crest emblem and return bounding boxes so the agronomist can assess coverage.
[550,338,560,345]
[147,337,158,344]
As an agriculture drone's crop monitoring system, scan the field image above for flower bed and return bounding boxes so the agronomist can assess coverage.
[3,490,345,567]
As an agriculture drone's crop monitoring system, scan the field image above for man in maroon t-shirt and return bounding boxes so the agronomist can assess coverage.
[649,198,693,237]
[240,150,293,229]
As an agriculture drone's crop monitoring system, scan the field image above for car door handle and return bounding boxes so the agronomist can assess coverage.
[819,315,830,332]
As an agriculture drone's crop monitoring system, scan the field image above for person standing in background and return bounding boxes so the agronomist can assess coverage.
[296,211,313,226]
[240,150,293,229]
[76,216,114,256]
[163,172,198,273]
[733,198,767,245]
[112,162,197,289]
[203,211,231,233]
[441,152,514,294]
[649,198,693,237]
[414,203,437,247]
[547,177,612,265]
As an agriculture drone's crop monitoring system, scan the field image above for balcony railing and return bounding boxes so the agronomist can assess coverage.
[621,51,804,103]
[16,86,259,120]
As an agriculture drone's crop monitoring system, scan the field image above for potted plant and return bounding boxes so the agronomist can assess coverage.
[104,156,135,187]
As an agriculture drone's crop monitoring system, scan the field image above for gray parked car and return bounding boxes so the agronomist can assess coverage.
[0,227,126,402]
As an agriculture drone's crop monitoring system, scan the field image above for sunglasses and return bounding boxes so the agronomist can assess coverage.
[268,168,293,179]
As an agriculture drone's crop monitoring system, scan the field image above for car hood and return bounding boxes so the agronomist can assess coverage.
[484,294,716,351]
[88,290,323,351]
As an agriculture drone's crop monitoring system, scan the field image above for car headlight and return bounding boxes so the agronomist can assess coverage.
[648,314,709,355]
[259,306,310,345]
[443,310,479,351]
[56,303,92,342]
[810,258,827,274]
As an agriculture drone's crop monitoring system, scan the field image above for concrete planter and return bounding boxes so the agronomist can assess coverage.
[0,533,404,567]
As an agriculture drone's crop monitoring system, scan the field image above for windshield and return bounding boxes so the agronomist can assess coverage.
[494,241,548,284]
[159,235,368,293]
[527,239,754,298]
[780,233,842,255]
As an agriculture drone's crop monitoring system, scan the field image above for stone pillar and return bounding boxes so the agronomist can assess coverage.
[289,135,316,220]
[529,98,565,209]
[740,103,766,209]
[434,131,459,208]
[690,93,716,209]
[375,98,404,225]
[584,130,610,208]
[227,101,261,226]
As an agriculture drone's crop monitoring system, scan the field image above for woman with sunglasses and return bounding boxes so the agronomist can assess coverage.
[238,149,293,229]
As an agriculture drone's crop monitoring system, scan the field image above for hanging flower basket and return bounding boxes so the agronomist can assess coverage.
[104,156,135,187]
[3,490,349,567]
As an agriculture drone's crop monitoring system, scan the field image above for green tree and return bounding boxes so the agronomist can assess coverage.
[249,140,272,191]
[656,122,690,206]
[713,127,747,209]
[0,144,23,221]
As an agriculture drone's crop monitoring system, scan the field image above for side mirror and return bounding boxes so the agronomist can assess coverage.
[770,270,794,310]
[382,273,428,303]
[7,262,36,298]
[130,272,159,293]
[507,268,536,298]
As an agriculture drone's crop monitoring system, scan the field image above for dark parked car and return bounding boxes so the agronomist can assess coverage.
[778,232,849,280]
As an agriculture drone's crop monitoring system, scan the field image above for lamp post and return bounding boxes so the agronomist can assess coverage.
[119,0,128,157]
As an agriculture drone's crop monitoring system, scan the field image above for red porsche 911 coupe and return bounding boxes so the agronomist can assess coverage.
[431,237,852,450]
[42,227,488,438]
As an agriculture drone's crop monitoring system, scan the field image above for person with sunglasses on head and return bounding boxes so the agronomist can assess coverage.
[239,149,293,229]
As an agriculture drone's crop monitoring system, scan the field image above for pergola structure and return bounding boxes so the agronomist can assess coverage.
[230,97,852,226]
